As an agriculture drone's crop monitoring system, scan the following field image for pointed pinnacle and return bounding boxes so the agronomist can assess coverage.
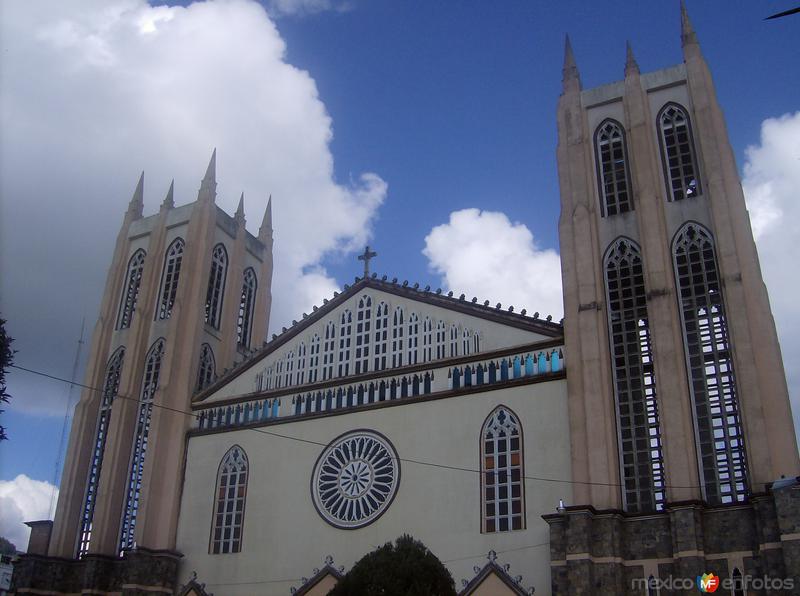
[127,171,144,218]
[259,195,273,240]
[625,40,639,76]
[161,179,175,210]
[204,148,217,183]
[681,1,698,47]
[562,34,581,91]
[235,192,246,222]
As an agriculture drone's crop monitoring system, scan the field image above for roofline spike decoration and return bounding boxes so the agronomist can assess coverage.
[160,178,175,211]
[192,274,564,400]
[624,40,639,76]
[127,171,144,219]
[259,194,273,240]
[562,33,581,91]
[680,0,699,48]
[198,148,217,202]
[235,191,245,223]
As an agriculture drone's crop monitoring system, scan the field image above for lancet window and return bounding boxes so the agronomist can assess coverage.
[658,104,701,202]
[481,406,524,533]
[296,343,307,385]
[156,239,184,320]
[449,324,458,358]
[338,310,352,377]
[595,120,633,217]
[391,307,404,368]
[355,295,372,374]
[196,343,216,392]
[308,334,320,383]
[323,322,336,380]
[407,313,419,365]
[423,317,433,362]
[373,302,389,371]
[673,223,747,504]
[117,250,146,329]
[285,351,295,387]
[204,244,228,329]
[435,321,446,360]
[119,338,165,552]
[78,347,125,557]
[210,445,248,554]
[604,238,665,512]
[236,268,257,349]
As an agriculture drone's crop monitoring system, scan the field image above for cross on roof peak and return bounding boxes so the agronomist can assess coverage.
[357,245,377,278]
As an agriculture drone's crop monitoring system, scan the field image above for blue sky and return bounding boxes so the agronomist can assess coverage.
[1,0,798,547]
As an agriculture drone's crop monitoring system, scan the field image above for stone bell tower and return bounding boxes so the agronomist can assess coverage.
[556,6,798,514]
[47,151,273,565]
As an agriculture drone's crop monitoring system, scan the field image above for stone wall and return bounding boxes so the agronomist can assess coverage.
[11,547,181,595]
[544,482,800,595]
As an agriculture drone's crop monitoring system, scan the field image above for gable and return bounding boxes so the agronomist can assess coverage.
[196,277,561,405]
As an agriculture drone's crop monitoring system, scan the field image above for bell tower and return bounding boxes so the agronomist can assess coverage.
[49,151,274,559]
[557,7,798,513]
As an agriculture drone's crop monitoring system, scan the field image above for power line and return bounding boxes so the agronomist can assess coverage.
[10,362,704,491]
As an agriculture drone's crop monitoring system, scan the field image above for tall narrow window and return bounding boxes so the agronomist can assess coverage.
[237,268,257,349]
[449,324,458,358]
[309,334,320,383]
[373,302,389,371]
[338,310,352,377]
[658,104,701,202]
[296,343,307,385]
[462,328,472,356]
[481,406,524,533]
[117,250,146,329]
[355,295,372,374]
[204,244,228,329]
[435,321,446,360]
[210,445,248,554]
[79,348,125,557]
[156,239,184,320]
[595,120,633,217]
[422,317,433,362]
[391,307,404,368]
[196,343,216,391]
[119,338,165,552]
[323,322,336,380]
[604,238,665,512]
[673,223,748,504]
[407,313,419,365]
[275,360,283,389]
[285,351,295,387]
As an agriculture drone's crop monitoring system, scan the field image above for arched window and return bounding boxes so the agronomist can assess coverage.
[449,324,458,358]
[285,351,295,386]
[673,223,747,504]
[474,333,480,353]
[210,445,248,554]
[338,310,352,377]
[156,239,184,320]
[481,406,524,532]
[435,321,446,360]
[407,313,419,365]
[275,359,284,389]
[204,244,228,329]
[462,328,472,356]
[296,343,307,385]
[355,295,372,374]
[604,238,665,512]
[78,347,125,557]
[595,120,633,217]
[322,322,336,380]
[119,338,165,552]
[373,302,389,371]
[308,335,320,383]
[731,568,745,596]
[117,250,146,329]
[237,268,257,349]
[196,343,216,391]
[391,307,404,368]
[658,104,701,202]
[423,317,433,362]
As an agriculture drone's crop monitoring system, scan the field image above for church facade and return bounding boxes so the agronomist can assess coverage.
[13,7,800,596]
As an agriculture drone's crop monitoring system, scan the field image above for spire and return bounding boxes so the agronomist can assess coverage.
[624,40,639,77]
[258,195,273,242]
[198,148,217,203]
[127,171,144,219]
[562,34,581,92]
[235,192,246,224]
[160,179,175,211]
[680,1,699,48]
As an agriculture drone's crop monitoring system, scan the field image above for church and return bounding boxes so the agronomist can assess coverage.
[12,6,800,596]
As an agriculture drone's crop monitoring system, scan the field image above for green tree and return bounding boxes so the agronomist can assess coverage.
[0,316,14,441]
[328,534,456,596]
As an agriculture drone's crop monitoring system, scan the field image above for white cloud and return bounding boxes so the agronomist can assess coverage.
[742,111,800,434]
[423,209,563,320]
[266,0,353,17]
[0,0,386,416]
[0,475,58,551]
